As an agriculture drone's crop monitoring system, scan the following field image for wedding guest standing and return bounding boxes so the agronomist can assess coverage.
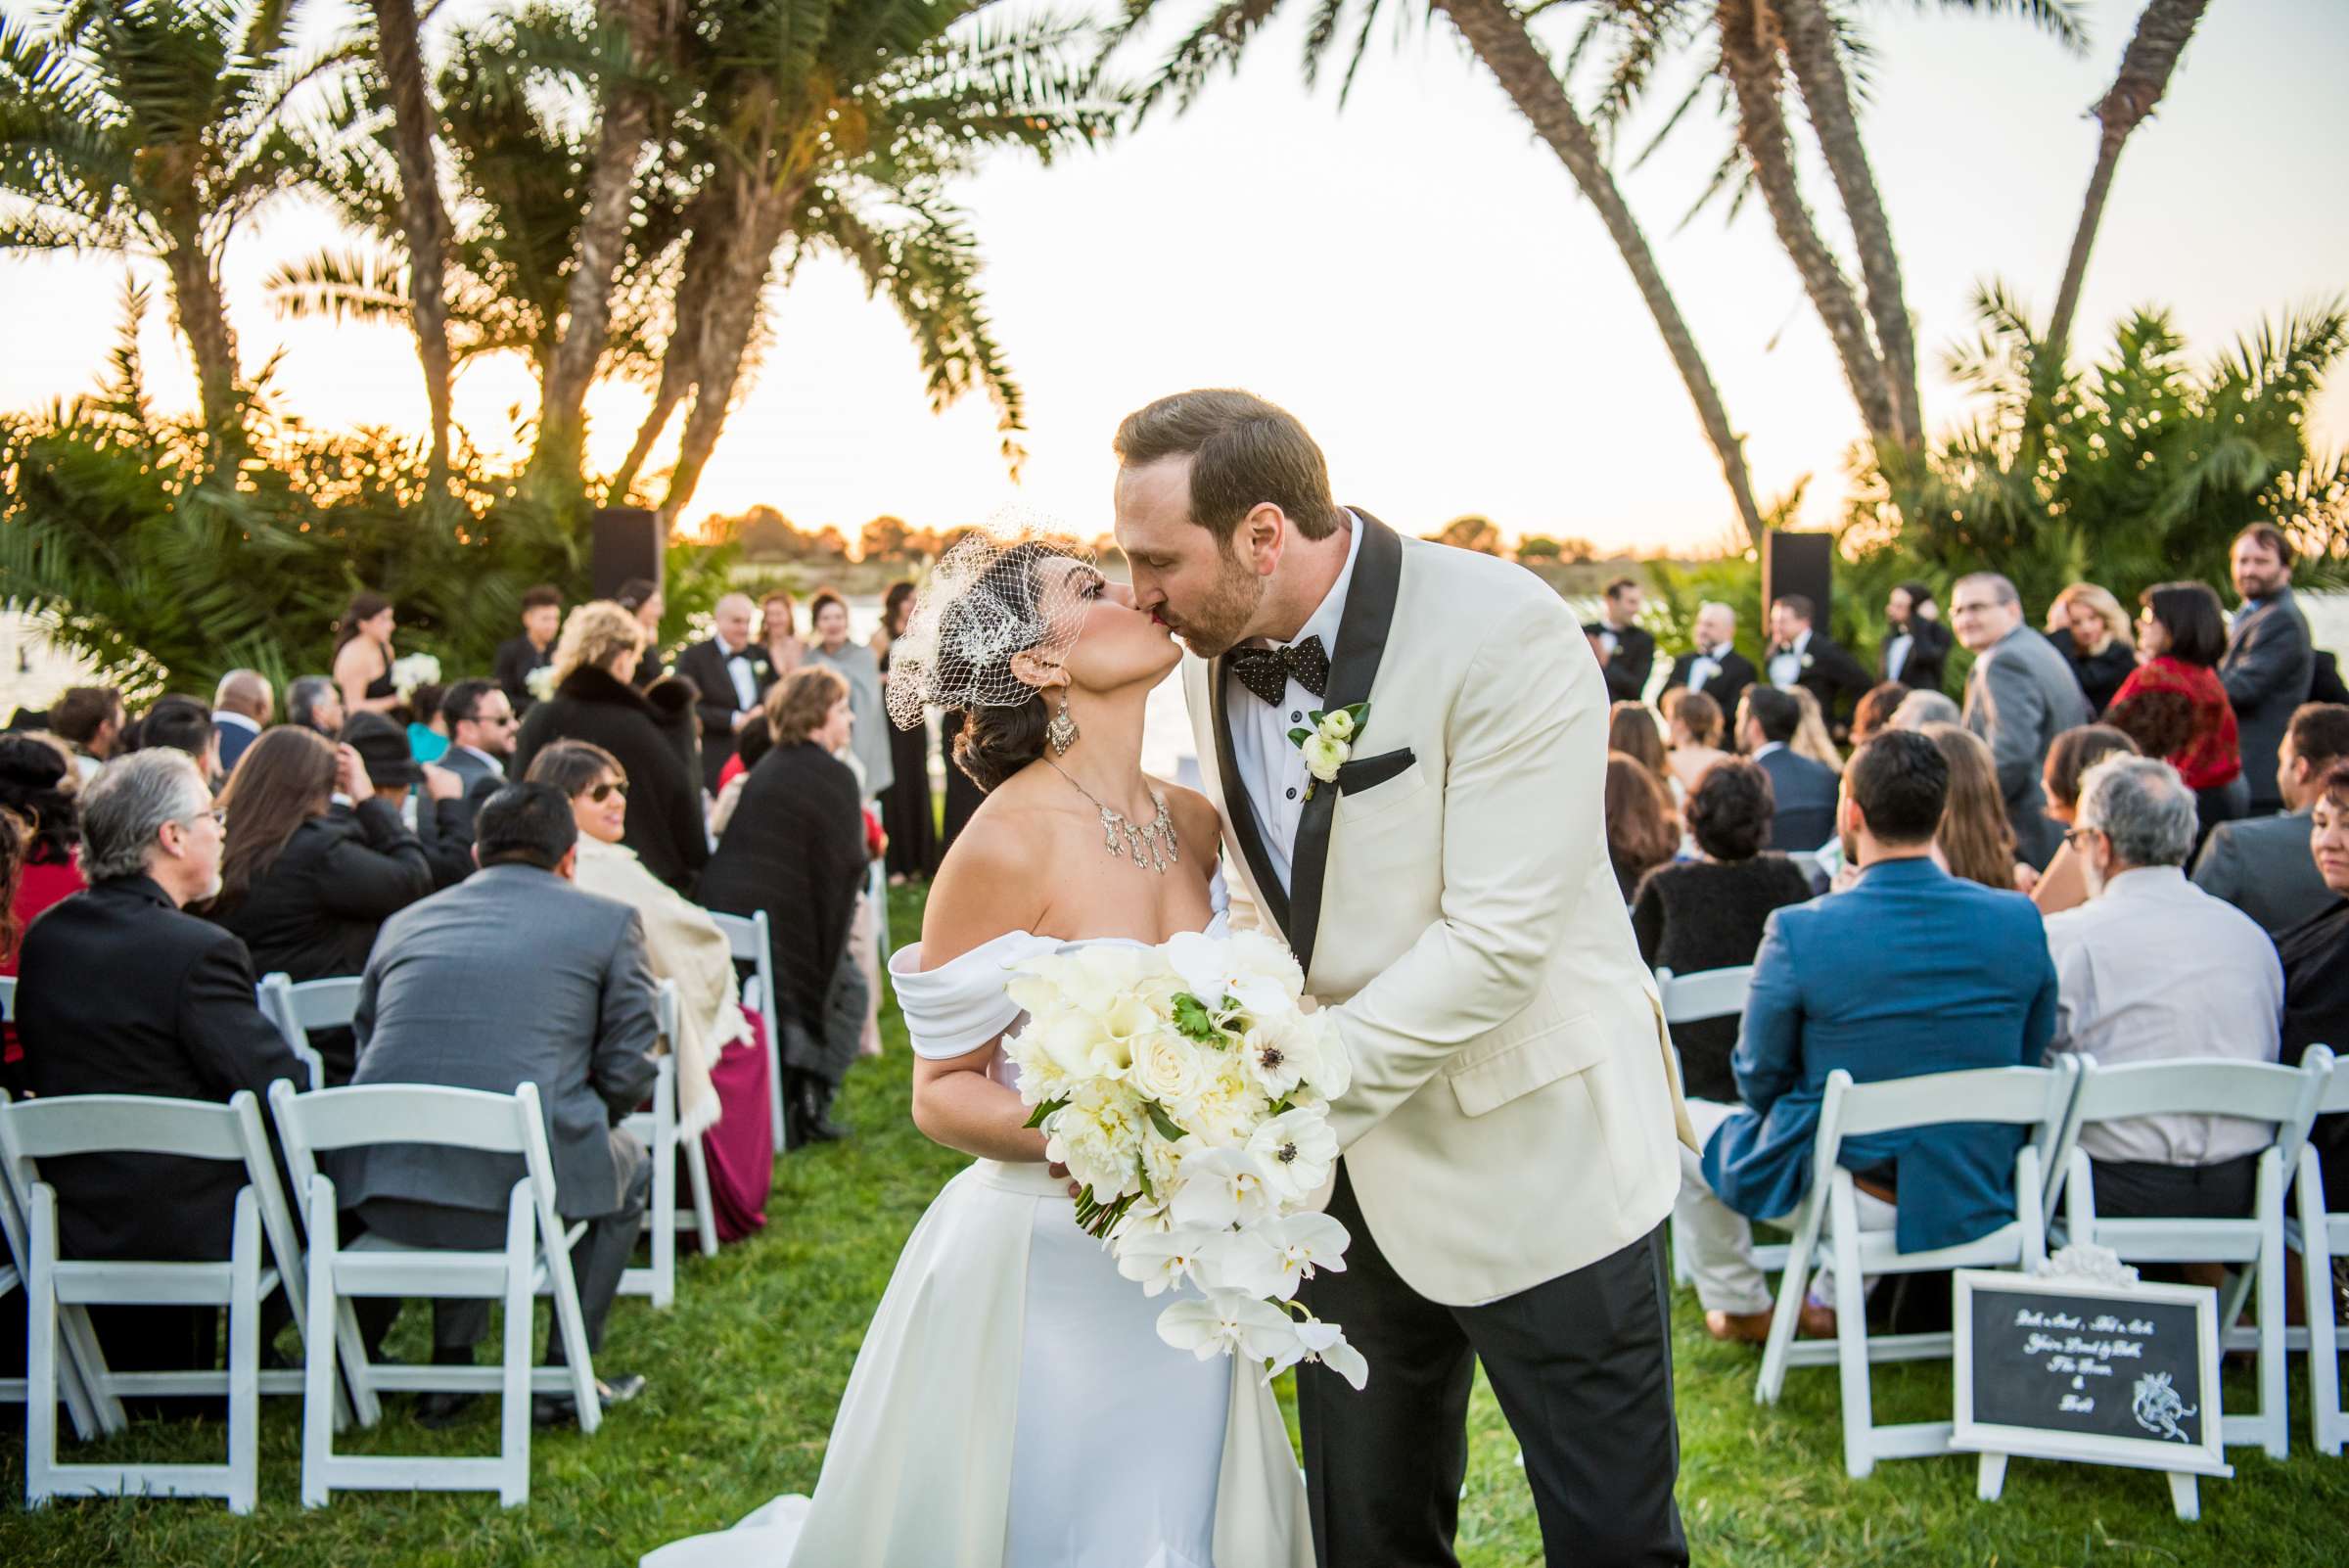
[2107,580,2246,843]
[760,589,806,680]
[2276,761,2349,1211]
[874,579,938,882]
[206,727,434,1084]
[1662,689,1732,797]
[493,584,564,713]
[1583,576,1655,705]
[332,591,402,719]
[675,592,777,792]
[210,669,272,775]
[1921,722,2022,892]
[615,577,668,687]
[1604,752,1679,902]
[1850,681,1911,746]
[1763,593,1870,735]
[2029,724,2141,916]
[1662,600,1755,719]
[2045,582,2138,715]
[2222,525,2316,813]
[2193,702,2349,934]
[697,669,869,1148]
[803,589,894,800]
[512,601,709,893]
[50,685,123,782]
[530,742,772,1239]
[1954,572,2092,868]
[1880,581,1952,694]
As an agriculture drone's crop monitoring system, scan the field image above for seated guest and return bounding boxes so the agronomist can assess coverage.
[340,712,474,886]
[2278,762,2349,1210]
[210,669,273,775]
[1738,687,1838,852]
[2107,580,2245,843]
[2030,724,2142,915]
[2046,582,2138,715]
[340,783,658,1425]
[1920,723,2021,891]
[12,751,304,1377]
[404,682,449,764]
[2043,757,2281,1227]
[50,685,123,782]
[493,583,564,714]
[1604,751,1679,902]
[2192,701,2349,935]
[205,727,433,1084]
[529,742,771,1239]
[1787,686,1845,775]
[709,715,772,839]
[1890,688,1960,730]
[1662,689,1732,797]
[1607,702,1671,791]
[139,695,224,788]
[1850,681,1911,747]
[1632,758,1814,1105]
[512,601,709,893]
[434,679,516,856]
[698,668,869,1147]
[0,734,85,999]
[1681,731,2059,1343]
[287,674,345,739]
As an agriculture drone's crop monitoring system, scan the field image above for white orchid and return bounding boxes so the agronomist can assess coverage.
[1246,1107,1338,1204]
[1115,1226,1216,1297]
[1169,1147,1273,1228]
[1265,1316,1369,1391]
[1164,928,1299,1020]
[1156,1291,1298,1364]
[1188,1225,1286,1299]
[1256,1212,1352,1297]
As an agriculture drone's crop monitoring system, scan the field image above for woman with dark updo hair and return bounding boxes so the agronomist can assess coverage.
[0,733,83,1077]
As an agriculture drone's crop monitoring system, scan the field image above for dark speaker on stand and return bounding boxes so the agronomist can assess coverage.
[1762,530,1835,625]
[591,509,664,603]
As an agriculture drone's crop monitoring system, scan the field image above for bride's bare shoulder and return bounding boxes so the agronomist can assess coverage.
[920,791,1057,967]
[1157,782,1222,863]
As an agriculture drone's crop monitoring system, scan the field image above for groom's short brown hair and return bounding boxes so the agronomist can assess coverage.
[1114,390,1343,542]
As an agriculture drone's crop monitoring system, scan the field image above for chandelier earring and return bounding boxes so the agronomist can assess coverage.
[1047,693,1080,755]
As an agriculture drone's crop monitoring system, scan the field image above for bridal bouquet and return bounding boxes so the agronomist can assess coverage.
[391,652,441,702]
[1003,930,1368,1389]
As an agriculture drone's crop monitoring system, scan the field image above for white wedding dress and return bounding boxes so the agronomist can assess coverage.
[642,872,1313,1568]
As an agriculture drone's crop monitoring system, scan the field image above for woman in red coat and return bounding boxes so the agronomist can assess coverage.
[2106,580,2247,847]
[0,734,87,1085]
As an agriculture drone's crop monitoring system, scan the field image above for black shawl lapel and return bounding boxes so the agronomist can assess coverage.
[1209,652,1293,939]
[1286,509,1404,980]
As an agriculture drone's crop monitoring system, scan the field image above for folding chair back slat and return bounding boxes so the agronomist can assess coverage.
[3,1093,254,1166]
[621,982,688,1309]
[1654,966,1753,1028]
[278,1083,535,1158]
[1829,1064,2072,1142]
[710,908,783,1149]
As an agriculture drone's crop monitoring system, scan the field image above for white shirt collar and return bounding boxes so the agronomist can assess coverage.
[1752,741,1787,760]
[2096,864,2191,902]
[1267,509,1363,654]
[211,710,260,733]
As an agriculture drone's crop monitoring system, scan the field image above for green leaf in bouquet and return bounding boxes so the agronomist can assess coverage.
[1145,1102,1187,1143]
[1287,728,1314,746]
[1022,1097,1068,1130]
[1172,992,1220,1041]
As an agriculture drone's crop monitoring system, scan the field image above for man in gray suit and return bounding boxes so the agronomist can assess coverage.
[340,781,659,1426]
[2222,525,2317,814]
[1737,686,1840,852]
[1954,572,2094,870]
[2192,702,2349,934]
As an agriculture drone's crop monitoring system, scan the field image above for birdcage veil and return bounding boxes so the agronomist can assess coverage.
[885,509,1099,731]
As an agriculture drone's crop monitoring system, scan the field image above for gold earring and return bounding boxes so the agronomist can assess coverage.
[1047,695,1079,755]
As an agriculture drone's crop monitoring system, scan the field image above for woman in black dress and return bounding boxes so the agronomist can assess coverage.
[2276,761,2349,1204]
[2046,582,2139,715]
[874,580,939,881]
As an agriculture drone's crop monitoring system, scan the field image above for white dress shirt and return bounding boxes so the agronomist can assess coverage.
[1224,513,1363,896]
[716,635,760,712]
[1766,629,1812,690]
[1684,646,1723,693]
[2042,865,2284,1167]
[211,710,260,736]
[1884,631,1913,683]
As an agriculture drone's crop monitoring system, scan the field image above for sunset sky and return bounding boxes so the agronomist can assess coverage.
[3,0,2344,555]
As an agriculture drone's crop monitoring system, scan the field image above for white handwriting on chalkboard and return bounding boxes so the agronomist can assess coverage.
[2022,1332,2145,1365]
[2059,1394,2095,1413]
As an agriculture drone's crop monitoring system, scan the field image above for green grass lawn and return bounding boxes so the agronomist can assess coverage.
[1,882,2342,1564]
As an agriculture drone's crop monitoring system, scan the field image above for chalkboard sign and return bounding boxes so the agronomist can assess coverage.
[1953,1268,2230,1491]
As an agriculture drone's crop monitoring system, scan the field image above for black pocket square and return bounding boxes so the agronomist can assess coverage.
[1334,748,1416,795]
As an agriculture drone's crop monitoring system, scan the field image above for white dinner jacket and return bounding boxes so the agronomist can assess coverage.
[1183,512,1695,1306]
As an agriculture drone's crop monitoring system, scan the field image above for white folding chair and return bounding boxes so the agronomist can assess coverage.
[255,972,365,1091]
[1652,966,1785,1289]
[0,1095,101,1441]
[2287,1045,2348,1454]
[1754,1060,2079,1479]
[710,909,783,1150]
[868,858,892,966]
[2047,1053,2327,1459]
[268,1078,603,1507]
[621,981,715,1307]
[2,1089,313,1514]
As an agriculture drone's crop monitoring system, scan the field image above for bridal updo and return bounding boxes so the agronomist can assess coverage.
[887,523,1095,795]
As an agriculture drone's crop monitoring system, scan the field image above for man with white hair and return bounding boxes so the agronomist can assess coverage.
[1662,600,1755,720]
[675,590,778,791]
[11,750,304,1380]
[1954,571,2092,868]
[2042,756,2282,1222]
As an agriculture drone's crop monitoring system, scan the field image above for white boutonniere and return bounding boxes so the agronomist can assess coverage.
[1800,653,1815,670]
[1287,703,1369,801]
[526,664,558,702]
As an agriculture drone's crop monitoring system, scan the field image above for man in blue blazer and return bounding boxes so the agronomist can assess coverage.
[1679,728,2059,1343]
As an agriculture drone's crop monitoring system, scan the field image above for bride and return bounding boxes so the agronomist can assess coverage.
[644,527,1313,1568]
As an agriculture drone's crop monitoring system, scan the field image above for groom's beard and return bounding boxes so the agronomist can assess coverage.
[1165,551,1268,661]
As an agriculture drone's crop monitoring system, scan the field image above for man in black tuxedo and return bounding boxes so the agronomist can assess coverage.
[491,584,563,714]
[1763,593,1872,737]
[12,750,306,1379]
[1661,600,1756,720]
[1582,576,1656,705]
[1880,581,1953,695]
[673,592,777,791]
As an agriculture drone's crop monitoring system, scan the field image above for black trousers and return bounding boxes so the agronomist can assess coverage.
[2091,1152,2261,1221]
[1297,1166,1687,1568]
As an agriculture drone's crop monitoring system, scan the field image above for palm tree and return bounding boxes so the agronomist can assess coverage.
[0,0,313,455]
[361,0,457,494]
[1113,0,1765,545]
[2045,0,2210,355]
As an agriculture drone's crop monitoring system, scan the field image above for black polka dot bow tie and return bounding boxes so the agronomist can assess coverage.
[1228,636,1330,706]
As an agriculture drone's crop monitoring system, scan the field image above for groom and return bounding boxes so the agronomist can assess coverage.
[1115,391,1695,1567]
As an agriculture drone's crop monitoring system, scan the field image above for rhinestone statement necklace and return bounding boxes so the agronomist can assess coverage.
[1045,759,1179,874]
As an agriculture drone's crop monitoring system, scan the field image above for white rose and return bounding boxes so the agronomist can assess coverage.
[1131,1030,1208,1114]
[1294,1009,1352,1100]
[1247,1106,1339,1205]
[1316,709,1356,742]
[1300,732,1347,783]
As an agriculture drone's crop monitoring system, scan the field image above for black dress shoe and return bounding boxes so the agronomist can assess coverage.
[797,1079,848,1143]
[415,1390,479,1429]
[532,1372,646,1428]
